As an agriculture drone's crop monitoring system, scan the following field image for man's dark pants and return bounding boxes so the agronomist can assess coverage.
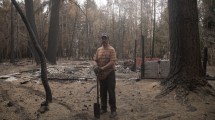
[99,71,116,112]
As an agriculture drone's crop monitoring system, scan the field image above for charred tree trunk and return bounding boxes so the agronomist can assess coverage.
[158,0,214,102]
[202,0,215,65]
[10,3,15,64]
[15,10,21,59]
[69,7,79,59]
[203,47,208,77]
[47,0,60,64]
[11,0,52,106]
[151,0,156,58]
[25,0,40,65]
[140,0,145,79]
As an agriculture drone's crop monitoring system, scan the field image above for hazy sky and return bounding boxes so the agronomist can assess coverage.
[78,0,107,7]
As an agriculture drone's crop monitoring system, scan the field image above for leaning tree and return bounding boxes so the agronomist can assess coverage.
[11,0,52,110]
[158,0,215,103]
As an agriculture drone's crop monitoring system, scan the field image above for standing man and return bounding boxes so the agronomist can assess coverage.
[94,34,117,118]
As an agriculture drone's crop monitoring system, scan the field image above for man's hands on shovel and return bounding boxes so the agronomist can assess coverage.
[93,65,103,75]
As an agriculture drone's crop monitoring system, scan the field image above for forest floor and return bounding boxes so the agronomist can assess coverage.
[0,59,215,120]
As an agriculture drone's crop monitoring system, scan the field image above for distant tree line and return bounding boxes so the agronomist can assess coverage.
[0,0,214,65]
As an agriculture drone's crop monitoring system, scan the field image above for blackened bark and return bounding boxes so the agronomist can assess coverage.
[140,0,145,79]
[152,0,156,58]
[202,0,215,29]
[11,0,52,105]
[168,0,203,81]
[10,3,15,64]
[203,47,208,76]
[69,8,79,59]
[25,0,40,65]
[46,0,60,65]
[158,0,214,101]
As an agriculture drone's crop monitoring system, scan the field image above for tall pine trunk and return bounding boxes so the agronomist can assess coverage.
[25,0,40,65]
[158,0,214,102]
[168,0,203,83]
[69,7,79,59]
[10,3,15,63]
[46,0,60,64]
[151,0,156,58]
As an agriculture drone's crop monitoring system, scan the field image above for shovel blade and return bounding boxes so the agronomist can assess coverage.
[94,103,100,118]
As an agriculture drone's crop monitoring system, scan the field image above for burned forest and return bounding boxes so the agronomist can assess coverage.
[0,0,215,120]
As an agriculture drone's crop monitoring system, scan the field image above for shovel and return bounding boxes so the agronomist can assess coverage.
[94,75,100,119]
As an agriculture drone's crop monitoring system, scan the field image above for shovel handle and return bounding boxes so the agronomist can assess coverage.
[96,75,100,104]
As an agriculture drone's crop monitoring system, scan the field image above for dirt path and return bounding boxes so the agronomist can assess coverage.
[1,79,215,120]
